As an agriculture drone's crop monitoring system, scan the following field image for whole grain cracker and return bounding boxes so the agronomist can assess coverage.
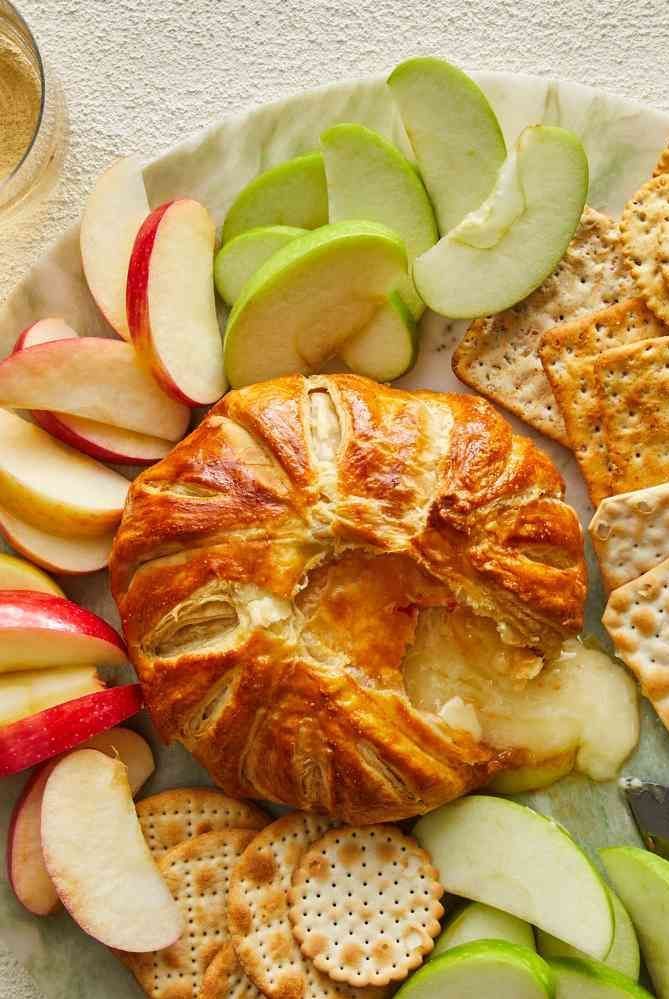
[288,826,443,988]
[653,144,669,178]
[452,206,635,444]
[228,812,387,999]
[620,174,669,323]
[604,558,669,729]
[590,482,669,591]
[120,829,256,999]
[136,788,269,857]
[200,943,263,999]
[540,298,667,505]
[595,335,669,494]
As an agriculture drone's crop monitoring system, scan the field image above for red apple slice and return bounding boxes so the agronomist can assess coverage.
[80,156,150,341]
[0,665,103,727]
[0,338,190,441]
[0,590,127,674]
[127,199,225,406]
[41,750,182,950]
[0,410,130,538]
[0,551,63,595]
[0,684,143,776]
[0,505,114,575]
[12,318,173,465]
[7,727,154,916]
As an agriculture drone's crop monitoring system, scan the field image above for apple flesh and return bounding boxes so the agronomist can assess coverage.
[6,727,154,916]
[0,552,63,596]
[387,57,506,236]
[0,504,114,575]
[80,156,150,341]
[222,152,328,244]
[214,225,307,305]
[127,198,225,406]
[488,754,577,795]
[321,121,437,317]
[549,958,652,999]
[396,941,554,999]
[224,220,407,387]
[537,890,640,982]
[41,749,182,950]
[0,665,103,727]
[414,796,613,960]
[340,292,418,381]
[600,846,669,999]
[0,590,127,674]
[414,125,588,318]
[12,317,173,465]
[0,337,190,441]
[0,410,129,538]
[432,902,535,959]
[0,683,143,776]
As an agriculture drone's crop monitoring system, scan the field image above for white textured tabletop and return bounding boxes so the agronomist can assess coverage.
[2,1,669,996]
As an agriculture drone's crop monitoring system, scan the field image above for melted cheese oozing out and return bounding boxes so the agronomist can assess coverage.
[403,607,639,781]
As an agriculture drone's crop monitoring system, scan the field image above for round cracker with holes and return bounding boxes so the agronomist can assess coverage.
[200,942,263,999]
[228,812,387,999]
[620,173,669,323]
[287,825,443,987]
[136,787,269,857]
[119,829,257,999]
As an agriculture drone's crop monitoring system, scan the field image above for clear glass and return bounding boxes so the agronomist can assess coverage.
[0,0,67,220]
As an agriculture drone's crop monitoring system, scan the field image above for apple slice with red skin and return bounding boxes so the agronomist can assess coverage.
[0,590,127,675]
[0,337,190,441]
[6,726,154,916]
[0,683,143,777]
[0,551,63,595]
[13,319,172,465]
[41,750,182,951]
[127,199,226,406]
[0,505,114,575]
[80,156,150,341]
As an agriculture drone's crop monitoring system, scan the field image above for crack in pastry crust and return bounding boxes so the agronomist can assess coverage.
[110,374,586,823]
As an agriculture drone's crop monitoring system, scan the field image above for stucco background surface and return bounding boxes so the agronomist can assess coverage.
[1,0,669,995]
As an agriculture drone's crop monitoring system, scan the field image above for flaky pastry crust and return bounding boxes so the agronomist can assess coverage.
[110,374,586,823]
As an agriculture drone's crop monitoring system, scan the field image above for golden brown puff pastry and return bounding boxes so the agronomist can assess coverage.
[110,374,586,823]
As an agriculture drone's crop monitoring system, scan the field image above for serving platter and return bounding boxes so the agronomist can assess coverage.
[1,67,669,998]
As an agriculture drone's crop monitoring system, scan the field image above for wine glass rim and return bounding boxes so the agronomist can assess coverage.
[0,0,46,192]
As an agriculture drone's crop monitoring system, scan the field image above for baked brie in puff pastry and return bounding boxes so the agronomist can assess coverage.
[110,374,638,823]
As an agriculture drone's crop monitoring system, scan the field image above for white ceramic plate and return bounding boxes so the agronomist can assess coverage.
[1,70,669,998]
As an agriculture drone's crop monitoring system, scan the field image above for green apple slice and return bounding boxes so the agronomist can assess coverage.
[321,122,437,317]
[549,958,652,999]
[600,846,669,998]
[387,56,506,236]
[214,225,307,304]
[432,901,535,958]
[537,891,640,981]
[414,796,613,960]
[397,941,554,999]
[413,125,588,318]
[223,220,407,387]
[488,755,577,795]
[340,291,417,381]
[222,152,328,243]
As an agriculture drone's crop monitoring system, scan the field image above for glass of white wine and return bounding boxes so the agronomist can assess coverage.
[0,0,67,220]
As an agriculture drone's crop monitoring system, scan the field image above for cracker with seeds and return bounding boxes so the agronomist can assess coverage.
[119,829,257,999]
[595,336,669,494]
[590,482,669,591]
[288,826,443,988]
[604,559,669,729]
[136,788,269,857]
[228,812,386,999]
[653,143,669,177]
[540,298,667,505]
[201,942,263,999]
[620,174,669,323]
[452,206,635,444]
